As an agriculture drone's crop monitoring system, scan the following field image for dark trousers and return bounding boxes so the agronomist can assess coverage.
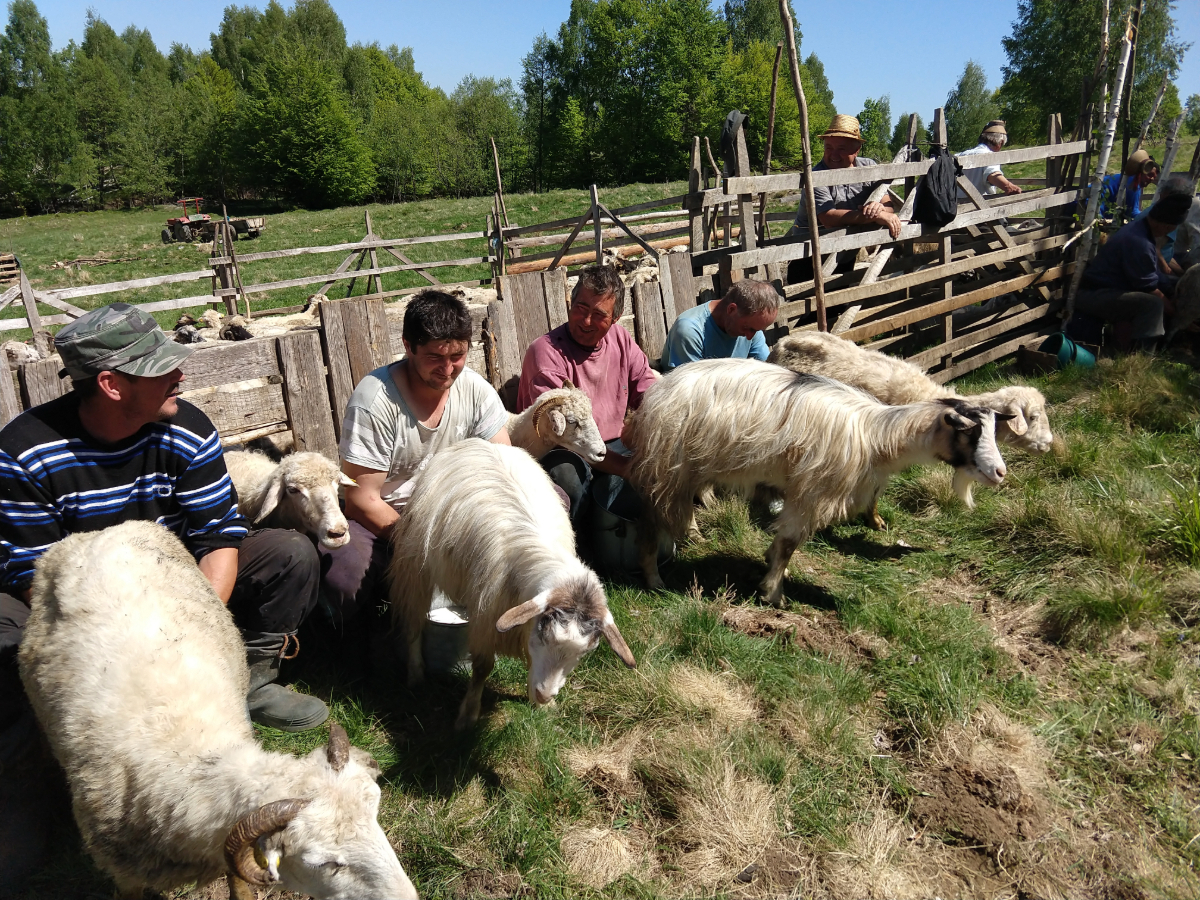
[1074,287,1165,340]
[316,519,392,629]
[543,439,642,524]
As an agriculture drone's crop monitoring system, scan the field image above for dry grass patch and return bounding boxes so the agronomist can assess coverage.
[561,825,654,888]
[721,604,888,662]
[665,663,759,729]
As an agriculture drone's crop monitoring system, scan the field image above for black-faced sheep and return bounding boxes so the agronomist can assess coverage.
[625,359,1008,606]
[18,521,417,900]
[768,330,1051,518]
[389,439,636,730]
[507,381,606,463]
[224,449,354,550]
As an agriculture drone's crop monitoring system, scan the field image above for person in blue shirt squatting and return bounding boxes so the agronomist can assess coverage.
[660,279,781,372]
[1075,191,1191,352]
[1098,148,1159,220]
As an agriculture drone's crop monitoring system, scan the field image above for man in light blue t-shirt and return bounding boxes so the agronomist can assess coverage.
[660,279,780,372]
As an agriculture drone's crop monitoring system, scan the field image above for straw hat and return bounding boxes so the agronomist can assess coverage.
[1123,148,1150,176]
[820,114,862,142]
[980,120,1007,139]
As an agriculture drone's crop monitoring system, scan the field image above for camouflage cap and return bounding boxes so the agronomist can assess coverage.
[54,303,194,380]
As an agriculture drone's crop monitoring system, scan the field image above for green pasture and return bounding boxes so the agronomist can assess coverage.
[16,352,1200,899]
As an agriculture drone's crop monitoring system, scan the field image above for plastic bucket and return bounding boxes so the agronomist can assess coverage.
[422,596,470,676]
[1038,332,1096,369]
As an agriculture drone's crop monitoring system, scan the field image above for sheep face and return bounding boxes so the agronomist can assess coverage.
[989,388,1052,455]
[495,573,635,705]
[932,400,1008,503]
[259,453,355,549]
[243,740,417,899]
[546,403,605,465]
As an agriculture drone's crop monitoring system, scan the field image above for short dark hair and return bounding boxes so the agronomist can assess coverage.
[571,265,626,320]
[70,375,99,399]
[723,279,781,316]
[403,290,472,348]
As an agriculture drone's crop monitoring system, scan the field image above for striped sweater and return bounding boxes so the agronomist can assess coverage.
[0,394,248,595]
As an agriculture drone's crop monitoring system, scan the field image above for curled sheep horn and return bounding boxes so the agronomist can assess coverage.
[224,798,310,885]
[326,721,350,772]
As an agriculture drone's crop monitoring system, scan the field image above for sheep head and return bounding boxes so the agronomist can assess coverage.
[931,399,1008,508]
[533,381,606,464]
[224,723,417,899]
[494,570,635,705]
[974,386,1053,455]
[257,453,355,549]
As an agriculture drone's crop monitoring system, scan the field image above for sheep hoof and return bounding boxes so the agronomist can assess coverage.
[869,513,886,531]
[644,573,665,591]
[454,709,480,732]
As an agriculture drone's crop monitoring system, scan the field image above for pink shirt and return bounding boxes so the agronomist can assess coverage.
[517,323,656,441]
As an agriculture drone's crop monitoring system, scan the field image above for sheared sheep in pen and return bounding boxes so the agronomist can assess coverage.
[224,449,355,549]
[18,521,417,900]
[506,381,606,463]
[624,359,1008,606]
[389,439,636,730]
[768,330,1051,518]
[1167,264,1200,344]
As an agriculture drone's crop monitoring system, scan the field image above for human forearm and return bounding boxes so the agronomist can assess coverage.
[987,172,1022,195]
[198,547,238,604]
[344,491,399,537]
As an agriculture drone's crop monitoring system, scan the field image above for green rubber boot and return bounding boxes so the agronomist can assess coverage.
[243,633,329,733]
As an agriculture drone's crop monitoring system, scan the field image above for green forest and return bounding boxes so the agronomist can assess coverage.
[0,0,1189,216]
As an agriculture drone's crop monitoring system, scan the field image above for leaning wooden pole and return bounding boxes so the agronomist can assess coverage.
[490,137,510,228]
[1066,21,1134,320]
[758,41,784,243]
[1160,113,1185,178]
[778,0,827,332]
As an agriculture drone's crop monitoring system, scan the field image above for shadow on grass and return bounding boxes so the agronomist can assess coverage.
[822,531,925,561]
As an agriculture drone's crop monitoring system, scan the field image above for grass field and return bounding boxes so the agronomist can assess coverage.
[15,351,1200,899]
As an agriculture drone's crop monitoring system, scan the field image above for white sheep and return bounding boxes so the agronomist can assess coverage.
[389,439,636,730]
[1167,263,1200,344]
[224,449,354,549]
[507,381,606,463]
[625,359,1008,606]
[19,521,417,900]
[201,298,322,340]
[768,330,1051,519]
[3,339,43,365]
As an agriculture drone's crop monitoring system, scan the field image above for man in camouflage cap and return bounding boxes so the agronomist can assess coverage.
[0,304,327,887]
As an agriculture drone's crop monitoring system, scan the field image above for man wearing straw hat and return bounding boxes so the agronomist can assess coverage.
[1099,148,1159,220]
[957,120,1022,201]
[788,114,900,285]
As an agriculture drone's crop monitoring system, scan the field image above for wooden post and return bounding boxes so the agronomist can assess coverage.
[940,235,954,370]
[490,137,510,228]
[364,210,382,296]
[1066,20,1134,319]
[221,207,252,318]
[19,266,52,357]
[778,0,826,331]
[688,136,706,251]
[733,116,757,259]
[1119,0,1143,173]
[1188,136,1200,185]
[903,113,920,201]
[209,229,234,315]
[590,184,603,265]
[1160,114,1185,177]
[1046,114,1063,190]
[758,41,783,243]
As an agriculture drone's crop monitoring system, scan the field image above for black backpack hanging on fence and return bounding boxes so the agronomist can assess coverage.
[913,146,962,228]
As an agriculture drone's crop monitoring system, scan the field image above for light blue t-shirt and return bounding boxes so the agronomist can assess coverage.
[659,303,770,372]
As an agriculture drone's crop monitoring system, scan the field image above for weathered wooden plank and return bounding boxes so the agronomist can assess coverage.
[484,298,522,411]
[512,226,691,265]
[779,233,1070,320]
[664,252,697,322]
[732,191,1078,270]
[931,323,1058,384]
[213,258,489,298]
[18,357,70,408]
[0,353,22,426]
[505,217,688,250]
[501,196,689,238]
[905,302,1058,369]
[542,268,569,329]
[41,269,212,302]
[502,271,552,353]
[208,232,489,267]
[276,331,338,460]
[0,313,72,332]
[182,382,288,440]
[319,301,355,440]
[839,264,1070,343]
[0,283,20,311]
[35,294,86,318]
[723,141,1088,194]
[632,282,668,363]
[181,337,281,393]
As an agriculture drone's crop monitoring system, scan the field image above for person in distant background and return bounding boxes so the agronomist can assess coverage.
[1099,149,1159,219]
[956,120,1023,200]
[660,279,779,372]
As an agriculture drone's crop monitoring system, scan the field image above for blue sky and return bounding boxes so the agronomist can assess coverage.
[28,1,1200,127]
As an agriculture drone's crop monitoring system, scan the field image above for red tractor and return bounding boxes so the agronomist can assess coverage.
[162,198,211,244]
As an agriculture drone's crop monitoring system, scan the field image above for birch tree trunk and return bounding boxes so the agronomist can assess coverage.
[1114,71,1169,211]
[1160,114,1185,180]
[1065,25,1135,319]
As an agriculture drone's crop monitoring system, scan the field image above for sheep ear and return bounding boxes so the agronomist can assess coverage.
[496,590,552,632]
[339,472,358,487]
[256,473,284,522]
[562,379,575,391]
[549,409,567,437]
[602,615,636,668]
[1001,404,1027,435]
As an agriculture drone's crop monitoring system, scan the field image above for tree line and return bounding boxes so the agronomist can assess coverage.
[0,0,1189,217]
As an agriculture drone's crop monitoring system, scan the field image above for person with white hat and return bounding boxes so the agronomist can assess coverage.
[956,120,1022,201]
[1099,148,1159,220]
[788,113,900,284]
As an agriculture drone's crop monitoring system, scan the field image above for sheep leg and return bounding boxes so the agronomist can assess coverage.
[228,874,256,900]
[406,630,425,688]
[637,510,666,590]
[455,653,495,731]
[867,496,886,531]
[760,507,808,607]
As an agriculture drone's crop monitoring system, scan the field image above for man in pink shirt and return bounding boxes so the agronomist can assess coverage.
[517,265,657,523]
